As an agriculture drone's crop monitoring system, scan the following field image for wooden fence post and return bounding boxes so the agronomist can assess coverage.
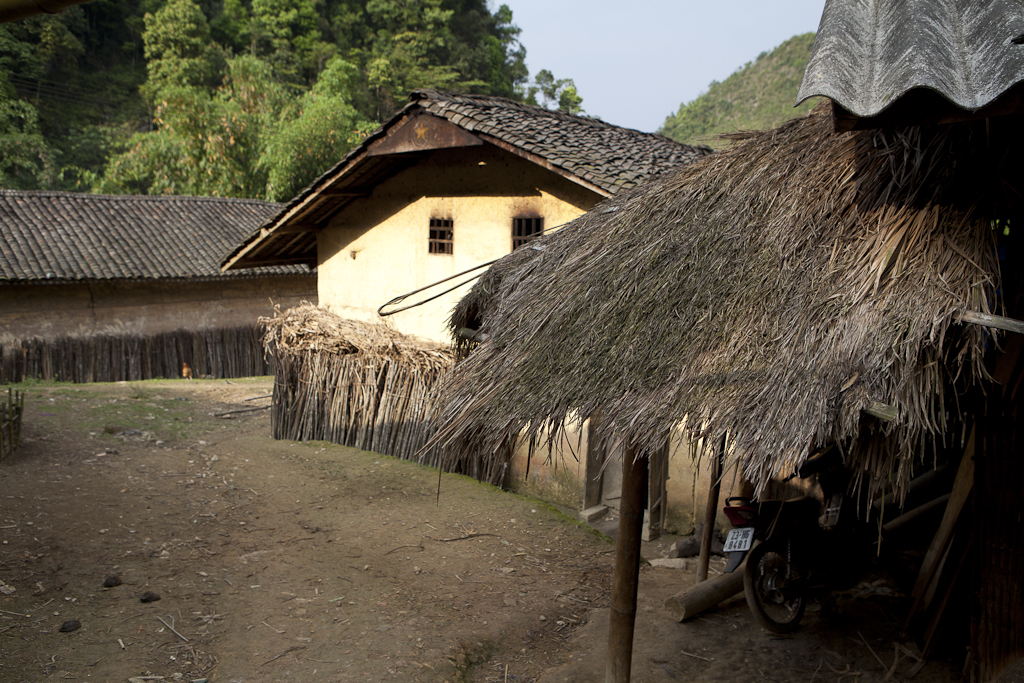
[606,446,647,683]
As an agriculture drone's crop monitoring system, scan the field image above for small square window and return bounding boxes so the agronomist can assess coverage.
[513,217,544,250]
[429,218,453,254]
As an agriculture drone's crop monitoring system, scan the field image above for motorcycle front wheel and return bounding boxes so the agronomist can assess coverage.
[743,539,807,634]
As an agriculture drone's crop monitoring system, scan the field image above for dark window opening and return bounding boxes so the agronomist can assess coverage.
[429,218,453,254]
[513,217,544,250]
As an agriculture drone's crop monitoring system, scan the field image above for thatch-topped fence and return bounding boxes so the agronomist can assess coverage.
[0,325,270,384]
[262,304,454,465]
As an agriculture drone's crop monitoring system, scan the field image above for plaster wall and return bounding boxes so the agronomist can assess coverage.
[508,422,748,535]
[0,276,316,341]
[317,143,601,342]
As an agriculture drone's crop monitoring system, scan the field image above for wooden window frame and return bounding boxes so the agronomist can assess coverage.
[429,218,453,255]
[512,217,544,250]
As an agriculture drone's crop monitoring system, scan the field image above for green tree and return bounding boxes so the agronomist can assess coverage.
[0,78,57,188]
[141,0,225,100]
[358,0,465,117]
[210,0,252,55]
[660,33,817,148]
[0,0,549,194]
[526,69,583,114]
[0,8,145,191]
[261,56,373,200]
[101,54,285,197]
[250,0,334,85]
[325,0,529,119]
[101,52,370,200]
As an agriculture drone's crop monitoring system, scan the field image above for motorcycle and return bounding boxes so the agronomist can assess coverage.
[722,445,869,634]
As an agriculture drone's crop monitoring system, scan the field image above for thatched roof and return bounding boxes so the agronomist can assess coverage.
[429,101,1012,495]
[261,303,453,371]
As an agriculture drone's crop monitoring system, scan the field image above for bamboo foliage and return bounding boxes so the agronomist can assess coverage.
[260,304,462,471]
[432,101,1009,498]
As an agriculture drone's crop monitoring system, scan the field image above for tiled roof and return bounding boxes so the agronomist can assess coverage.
[410,90,713,194]
[0,190,312,283]
[223,90,713,270]
[797,0,1024,118]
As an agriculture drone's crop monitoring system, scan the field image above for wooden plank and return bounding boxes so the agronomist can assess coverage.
[922,539,972,660]
[882,493,951,534]
[864,402,898,421]
[367,113,483,156]
[907,426,975,614]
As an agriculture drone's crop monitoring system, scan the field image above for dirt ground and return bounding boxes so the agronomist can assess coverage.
[0,379,966,683]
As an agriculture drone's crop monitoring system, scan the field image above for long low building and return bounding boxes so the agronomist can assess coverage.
[0,190,316,341]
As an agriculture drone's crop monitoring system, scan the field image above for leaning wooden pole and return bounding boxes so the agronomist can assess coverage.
[606,446,648,683]
[696,435,725,583]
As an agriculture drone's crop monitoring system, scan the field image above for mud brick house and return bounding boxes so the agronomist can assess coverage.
[221,90,715,533]
[0,190,316,381]
[222,89,713,342]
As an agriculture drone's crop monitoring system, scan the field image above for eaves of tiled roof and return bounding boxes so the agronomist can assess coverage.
[0,190,313,284]
[797,0,1024,128]
[414,90,712,195]
[222,90,714,271]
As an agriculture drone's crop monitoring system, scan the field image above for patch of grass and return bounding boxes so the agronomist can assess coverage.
[84,391,195,443]
[447,639,499,682]
[5,377,72,388]
[508,465,583,511]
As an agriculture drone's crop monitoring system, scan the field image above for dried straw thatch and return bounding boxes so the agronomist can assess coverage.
[431,101,1010,497]
[262,304,454,463]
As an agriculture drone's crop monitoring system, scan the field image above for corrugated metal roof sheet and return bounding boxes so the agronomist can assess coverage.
[0,191,312,283]
[797,0,1024,117]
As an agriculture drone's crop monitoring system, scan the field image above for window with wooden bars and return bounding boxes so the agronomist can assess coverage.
[512,217,544,250]
[428,218,453,254]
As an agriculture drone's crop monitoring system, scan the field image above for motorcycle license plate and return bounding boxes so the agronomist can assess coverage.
[723,527,755,553]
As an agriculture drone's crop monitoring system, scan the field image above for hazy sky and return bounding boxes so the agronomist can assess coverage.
[501,1,826,133]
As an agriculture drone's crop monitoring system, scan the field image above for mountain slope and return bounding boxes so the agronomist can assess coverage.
[660,33,818,148]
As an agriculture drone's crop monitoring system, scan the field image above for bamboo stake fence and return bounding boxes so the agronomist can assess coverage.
[0,325,271,384]
[261,304,459,472]
[0,387,24,462]
[268,348,450,465]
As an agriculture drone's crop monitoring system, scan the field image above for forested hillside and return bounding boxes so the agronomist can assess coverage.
[660,33,818,148]
[0,0,580,200]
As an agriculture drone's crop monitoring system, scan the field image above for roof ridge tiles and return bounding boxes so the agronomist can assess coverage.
[0,189,280,209]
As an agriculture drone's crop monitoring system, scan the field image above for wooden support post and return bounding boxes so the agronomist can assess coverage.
[644,437,669,541]
[605,446,647,683]
[584,410,607,510]
[696,435,725,584]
